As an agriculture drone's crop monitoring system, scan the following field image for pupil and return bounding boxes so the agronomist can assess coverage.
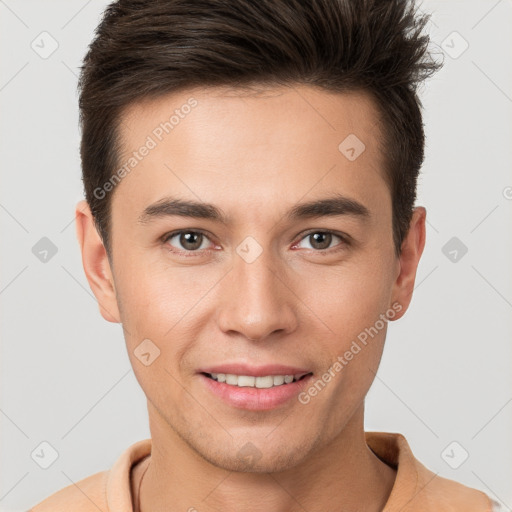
[311,232,331,250]
[181,232,202,250]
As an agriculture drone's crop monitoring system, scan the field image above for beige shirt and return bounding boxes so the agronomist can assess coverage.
[30,431,505,512]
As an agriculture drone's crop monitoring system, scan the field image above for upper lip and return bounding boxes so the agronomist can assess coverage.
[198,363,312,378]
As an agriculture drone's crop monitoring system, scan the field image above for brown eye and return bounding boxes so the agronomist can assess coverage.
[294,231,347,252]
[165,231,210,251]
[308,232,332,250]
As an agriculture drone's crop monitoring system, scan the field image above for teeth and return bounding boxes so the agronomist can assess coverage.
[208,373,304,388]
[255,376,273,388]
[226,374,238,385]
[273,375,285,386]
[237,375,255,387]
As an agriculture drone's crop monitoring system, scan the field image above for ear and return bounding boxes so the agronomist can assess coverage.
[75,200,121,323]
[389,206,426,321]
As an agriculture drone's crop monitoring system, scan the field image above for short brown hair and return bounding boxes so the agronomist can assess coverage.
[78,0,441,257]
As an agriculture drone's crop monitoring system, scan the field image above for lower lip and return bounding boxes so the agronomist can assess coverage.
[200,374,313,411]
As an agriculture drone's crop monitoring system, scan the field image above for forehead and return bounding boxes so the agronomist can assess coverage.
[119,84,382,151]
[113,85,387,219]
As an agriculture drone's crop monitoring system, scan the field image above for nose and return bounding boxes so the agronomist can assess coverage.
[216,245,298,342]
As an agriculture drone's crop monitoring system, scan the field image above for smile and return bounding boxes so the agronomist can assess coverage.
[204,372,310,388]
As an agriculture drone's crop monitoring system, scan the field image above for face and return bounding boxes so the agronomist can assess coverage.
[77,85,424,473]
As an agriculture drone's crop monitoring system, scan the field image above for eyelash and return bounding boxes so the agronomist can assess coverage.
[161,229,350,257]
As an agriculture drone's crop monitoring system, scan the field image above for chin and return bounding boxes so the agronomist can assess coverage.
[191,435,318,474]
[205,449,305,473]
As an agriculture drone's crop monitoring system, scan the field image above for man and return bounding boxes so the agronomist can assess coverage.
[30,0,505,510]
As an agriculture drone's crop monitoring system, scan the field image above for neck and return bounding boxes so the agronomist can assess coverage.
[139,402,396,512]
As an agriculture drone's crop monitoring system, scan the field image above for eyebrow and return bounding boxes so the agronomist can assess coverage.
[137,194,371,225]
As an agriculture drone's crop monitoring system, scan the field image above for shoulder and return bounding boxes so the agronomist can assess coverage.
[365,431,499,512]
[27,438,151,512]
[423,471,497,512]
[28,469,109,512]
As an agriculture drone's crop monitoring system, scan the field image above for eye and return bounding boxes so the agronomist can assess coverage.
[163,230,213,252]
[293,231,348,251]
[162,229,349,256]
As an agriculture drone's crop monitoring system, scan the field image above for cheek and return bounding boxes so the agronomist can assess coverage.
[113,255,219,369]
[295,252,395,406]
[116,268,196,404]
[298,256,394,338]
[114,249,195,331]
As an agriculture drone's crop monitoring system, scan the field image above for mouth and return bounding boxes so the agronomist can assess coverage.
[201,371,312,389]
[199,367,314,410]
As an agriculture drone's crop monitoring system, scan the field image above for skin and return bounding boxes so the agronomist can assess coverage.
[76,85,426,512]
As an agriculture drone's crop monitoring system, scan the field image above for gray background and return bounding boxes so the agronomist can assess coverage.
[1,0,511,510]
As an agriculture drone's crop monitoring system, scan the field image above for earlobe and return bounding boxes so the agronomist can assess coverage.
[389,206,426,321]
[75,200,121,323]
